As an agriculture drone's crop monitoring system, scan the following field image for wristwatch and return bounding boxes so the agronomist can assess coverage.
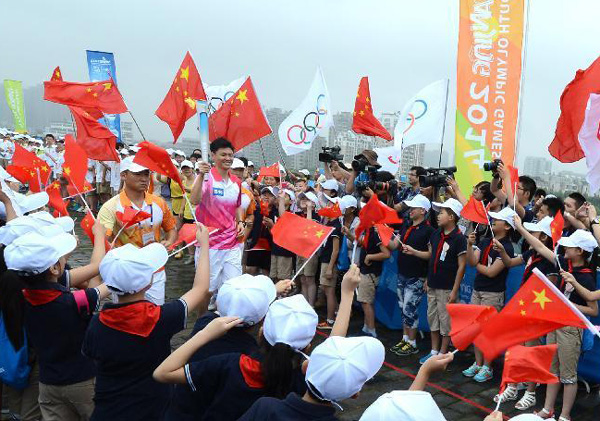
[591,217,600,227]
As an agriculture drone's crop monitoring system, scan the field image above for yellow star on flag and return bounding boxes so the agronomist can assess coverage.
[519,299,524,306]
[64,167,71,176]
[41,165,49,173]
[93,93,98,98]
[175,86,180,92]
[86,88,92,93]
[184,97,196,109]
[532,289,552,310]
[180,66,189,82]
[359,110,365,116]
[103,82,112,91]
[236,89,248,104]
[55,70,61,78]
[520,310,526,316]
[184,90,188,96]
[366,97,370,102]
[234,112,240,117]
[315,229,325,238]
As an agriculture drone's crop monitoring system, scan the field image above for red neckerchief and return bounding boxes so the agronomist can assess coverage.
[480,240,495,266]
[99,301,161,338]
[522,253,543,286]
[22,289,62,306]
[433,227,457,274]
[402,220,429,244]
[561,259,593,290]
[239,354,264,389]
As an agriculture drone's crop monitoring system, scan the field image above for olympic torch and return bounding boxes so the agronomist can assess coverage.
[197,100,209,163]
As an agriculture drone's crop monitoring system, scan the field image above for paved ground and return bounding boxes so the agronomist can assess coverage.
[4,225,599,420]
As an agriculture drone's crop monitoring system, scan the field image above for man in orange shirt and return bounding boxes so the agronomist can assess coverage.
[98,157,177,304]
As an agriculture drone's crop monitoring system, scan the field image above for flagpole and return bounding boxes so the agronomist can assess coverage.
[128,111,147,141]
[290,231,333,283]
[437,78,450,168]
[70,181,95,220]
[168,239,198,257]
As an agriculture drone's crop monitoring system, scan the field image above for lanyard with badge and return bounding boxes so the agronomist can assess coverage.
[140,205,155,246]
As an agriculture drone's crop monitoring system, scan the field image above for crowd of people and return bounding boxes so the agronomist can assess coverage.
[0,127,598,421]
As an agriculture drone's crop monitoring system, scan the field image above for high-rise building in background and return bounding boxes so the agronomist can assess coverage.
[523,156,552,178]
[120,121,134,145]
[44,121,75,138]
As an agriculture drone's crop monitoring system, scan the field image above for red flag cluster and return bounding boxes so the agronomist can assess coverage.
[116,207,152,229]
[461,196,489,225]
[355,194,403,241]
[44,78,127,115]
[45,181,68,217]
[62,135,89,194]
[133,141,184,190]
[317,202,342,219]
[257,163,280,181]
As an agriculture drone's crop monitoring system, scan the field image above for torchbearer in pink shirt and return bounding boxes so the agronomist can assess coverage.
[190,138,244,302]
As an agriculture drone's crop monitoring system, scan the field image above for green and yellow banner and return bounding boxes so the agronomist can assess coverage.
[455,0,525,190]
[4,79,27,133]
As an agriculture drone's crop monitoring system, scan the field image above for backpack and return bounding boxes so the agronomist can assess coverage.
[0,311,31,389]
[160,179,171,199]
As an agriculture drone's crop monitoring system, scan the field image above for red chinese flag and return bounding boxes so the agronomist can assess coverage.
[356,195,401,239]
[116,207,152,229]
[508,165,519,191]
[318,203,342,219]
[133,141,184,189]
[45,181,68,217]
[62,134,89,193]
[44,78,127,114]
[6,165,40,192]
[155,52,207,142]
[168,223,198,250]
[549,56,600,163]
[257,163,280,181]
[259,200,270,216]
[271,212,334,258]
[51,66,63,82]
[208,77,272,151]
[461,196,489,225]
[550,211,565,248]
[474,269,589,360]
[69,106,119,162]
[66,180,94,196]
[375,224,394,247]
[80,212,111,250]
[11,144,52,185]
[447,304,498,351]
[352,77,392,141]
[500,345,558,392]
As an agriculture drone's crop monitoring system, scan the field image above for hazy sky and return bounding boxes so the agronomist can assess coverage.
[2,0,600,172]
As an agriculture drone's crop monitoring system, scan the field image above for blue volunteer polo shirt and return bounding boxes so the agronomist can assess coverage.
[23,276,99,386]
[427,227,467,290]
[164,311,260,421]
[184,352,307,421]
[82,298,188,421]
[397,219,434,278]
[238,392,338,421]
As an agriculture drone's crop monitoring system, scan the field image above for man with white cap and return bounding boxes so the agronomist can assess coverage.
[420,197,467,364]
[7,227,111,420]
[190,138,245,302]
[389,194,434,356]
[97,156,177,305]
[463,206,516,383]
[82,225,211,421]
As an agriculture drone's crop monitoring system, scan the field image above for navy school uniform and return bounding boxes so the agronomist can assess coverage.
[183,352,307,421]
[427,227,468,290]
[520,249,559,286]
[22,272,99,386]
[558,256,597,306]
[320,219,342,264]
[359,226,384,276]
[82,298,188,421]
[165,311,259,421]
[473,236,514,293]
[238,392,338,421]
[397,220,434,278]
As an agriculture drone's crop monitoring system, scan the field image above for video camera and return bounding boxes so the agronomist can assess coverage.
[419,167,457,188]
[483,159,502,172]
[319,146,344,163]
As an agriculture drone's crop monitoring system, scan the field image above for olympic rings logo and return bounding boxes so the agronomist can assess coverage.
[286,94,329,145]
[207,90,237,114]
[402,99,428,134]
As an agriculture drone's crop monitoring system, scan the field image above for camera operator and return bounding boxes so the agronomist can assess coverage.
[490,161,536,223]
[356,171,398,208]
[394,166,426,219]
[319,146,348,196]
[345,150,380,196]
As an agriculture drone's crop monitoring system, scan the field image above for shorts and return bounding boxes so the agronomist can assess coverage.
[319,262,338,288]
[427,288,452,336]
[270,255,293,280]
[357,273,379,304]
[547,326,582,384]
[195,246,242,293]
[470,290,504,311]
[397,275,425,329]
[296,254,319,277]
[246,250,271,271]
[39,378,95,421]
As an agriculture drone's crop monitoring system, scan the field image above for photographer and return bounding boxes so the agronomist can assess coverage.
[489,161,536,222]
[345,150,380,195]
[319,146,348,196]
[394,166,426,219]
